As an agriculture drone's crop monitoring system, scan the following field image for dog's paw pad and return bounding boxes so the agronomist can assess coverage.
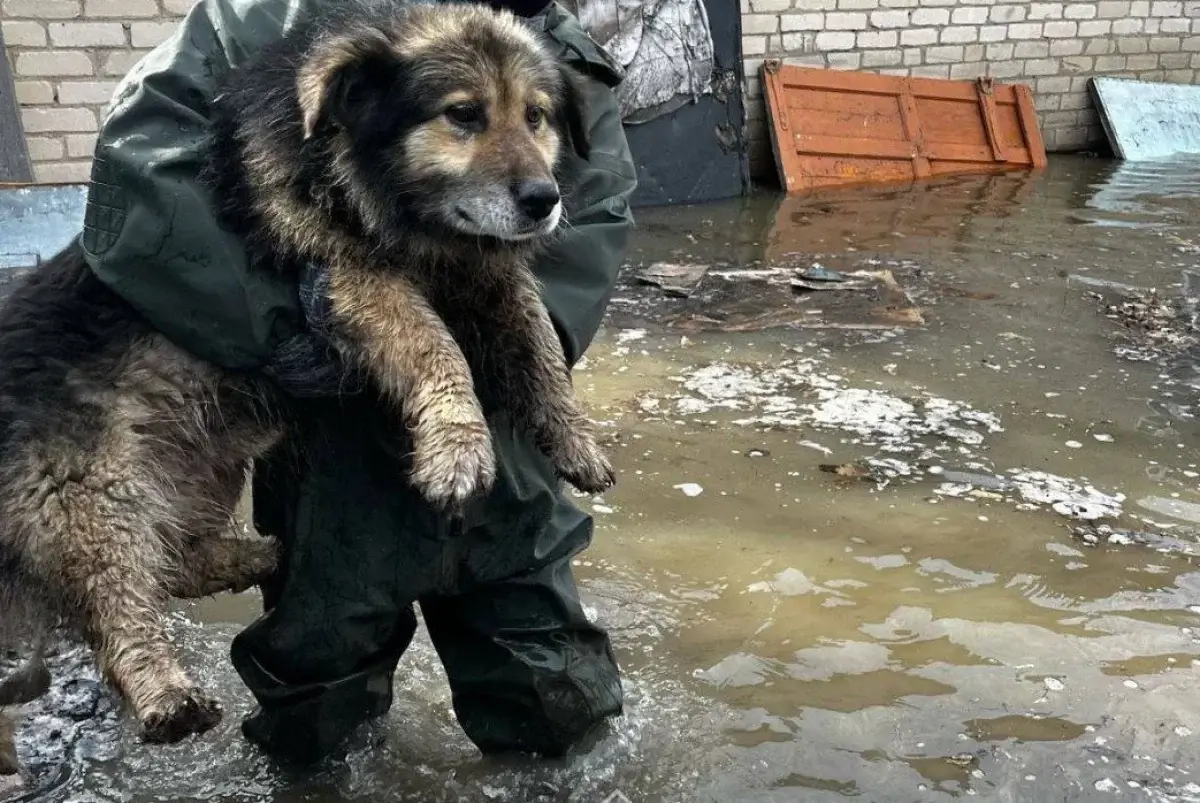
[410,424,497,509]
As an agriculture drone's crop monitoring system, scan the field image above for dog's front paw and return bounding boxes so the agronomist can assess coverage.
[553,431,616,494]
[139,686,222,744]
[410,419,497,511]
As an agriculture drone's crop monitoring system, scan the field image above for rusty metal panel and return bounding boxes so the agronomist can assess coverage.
[761,61,1047,194]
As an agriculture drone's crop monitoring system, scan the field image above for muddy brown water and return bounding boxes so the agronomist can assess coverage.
[7,154,1200,802]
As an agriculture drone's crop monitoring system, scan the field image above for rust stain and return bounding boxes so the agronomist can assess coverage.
[761,61,1048,194]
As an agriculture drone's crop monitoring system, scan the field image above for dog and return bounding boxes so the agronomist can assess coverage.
[0,0,615,759]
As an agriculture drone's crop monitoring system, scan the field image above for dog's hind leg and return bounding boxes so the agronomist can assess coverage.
[166,533,280,600]
[42,479,221,744]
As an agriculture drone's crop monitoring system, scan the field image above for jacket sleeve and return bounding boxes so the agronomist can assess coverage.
[533,8,638,369]
[80,0,306,371]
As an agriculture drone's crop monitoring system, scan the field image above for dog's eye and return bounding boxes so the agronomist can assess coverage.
[445,102,484,129]
[525,105,546,127]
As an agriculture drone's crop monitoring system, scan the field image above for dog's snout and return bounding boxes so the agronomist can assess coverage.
[513,180,560,221]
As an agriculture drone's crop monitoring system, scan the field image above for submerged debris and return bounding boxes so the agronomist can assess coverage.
[1071,524,1200,556]
[1098,289,1198,362]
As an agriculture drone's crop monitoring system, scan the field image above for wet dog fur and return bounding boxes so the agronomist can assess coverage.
[0,0,615,764]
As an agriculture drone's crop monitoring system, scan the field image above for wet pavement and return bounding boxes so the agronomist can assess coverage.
[4,154,1200,802]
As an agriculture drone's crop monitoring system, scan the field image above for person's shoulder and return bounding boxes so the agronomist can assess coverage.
[538,3,625,88]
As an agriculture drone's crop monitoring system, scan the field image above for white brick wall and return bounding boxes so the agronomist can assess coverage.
[743,0,1200,179]
[1,0,185,182]
[3,0,1199,184]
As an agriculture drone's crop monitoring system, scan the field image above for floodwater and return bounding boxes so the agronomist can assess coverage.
[7,154,1200,802]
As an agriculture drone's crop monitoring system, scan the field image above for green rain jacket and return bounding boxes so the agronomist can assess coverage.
[80,0,637,376]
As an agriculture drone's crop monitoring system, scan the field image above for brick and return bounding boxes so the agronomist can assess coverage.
[1036,93,1062,111]
[900,27,938,44]
[57,79,119,105]
[926,44,963,62]
[1117,36,1150,51]
[827,51,862,68]
[1095,54,1129,69]
[988,60,1023,77]
[2,0,80,18]
[903,46,923,64]
[130,21,177,47]
[1015,40,1051,57]
[1060,89,1092,107]
[951,6,988,23]
[1008,22,1045,38]
[48,22,126,46]
[750,0,790,10]
[84,0,156,15]
[1153,0,1183,13]
[102,49,150,76]
[878,67,910,76]
[824,11,867,28]
[815,30,856,49]
[1063,54,1095,70]
[1051,38,1085,54]
[781,13,823,30]
[16,51,93,77]
[21,107,96,133]
[13,81,54,104]
[1132,0,1151,12]
[942,25,979,42]
[869,9,909,26]
[742,35,768,55]
[1038,76,1073,92]
[949,61,988,78]
[65,133,98,158]
[987,42,1016,59]
[25,137,65,162]
[862,48,903,65]
[858,29,898,46]
[1127,53,1161,68]
[742,14,779,34]
[1152,36,1183,51]
[781,31,818,49]
[1145,17,1163,33]
[1,21,46,47]
[1065,2,1097,17]
[980,24,1007,40]
[1112,18,1145,33]
[837,0,878,8]
[879,0,917,6]
[1166,67,1194,79]
[990,4,1026,22]
[34,161,92,183]
[1024,58,1062,74]
[1162,17,1192,31]
[1029,2,1065,19]
[782,53,826,67]
[1162,51,1192,65]
[964,43,984,60]
[1079,20,1113,35]
[1086,38,1115,53]
[1188,0,1200,14]
[1098,0,1131,14]
[910,64,950,77]
[1045,21,1078,36]
[1192,51,1200,65]
[911,7,949,24]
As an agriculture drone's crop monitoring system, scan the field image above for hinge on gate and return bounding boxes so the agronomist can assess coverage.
[976,76,995,95]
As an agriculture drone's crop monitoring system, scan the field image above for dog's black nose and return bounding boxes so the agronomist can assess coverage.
[514,180,560,221]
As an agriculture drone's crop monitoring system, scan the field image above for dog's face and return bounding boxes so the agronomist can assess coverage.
[296,3,588,243]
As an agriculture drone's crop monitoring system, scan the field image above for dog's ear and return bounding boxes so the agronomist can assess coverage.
[555,63,592,162]
[297,29,400,140]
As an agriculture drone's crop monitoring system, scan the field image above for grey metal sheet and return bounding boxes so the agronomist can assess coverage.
[0,184,86,269]
[1091,76,1200,161]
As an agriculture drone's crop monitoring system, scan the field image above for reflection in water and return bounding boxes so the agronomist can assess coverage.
[10,154,1200,802]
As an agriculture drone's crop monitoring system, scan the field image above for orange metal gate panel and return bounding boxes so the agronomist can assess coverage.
[762,61,1047,194]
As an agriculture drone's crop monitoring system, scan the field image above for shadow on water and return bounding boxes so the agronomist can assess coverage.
[6,154,1200,802]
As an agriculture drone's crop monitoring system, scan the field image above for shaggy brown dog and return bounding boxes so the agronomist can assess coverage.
[0,0,614,756]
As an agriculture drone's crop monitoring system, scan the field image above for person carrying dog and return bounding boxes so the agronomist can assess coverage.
[78,0,637,765]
